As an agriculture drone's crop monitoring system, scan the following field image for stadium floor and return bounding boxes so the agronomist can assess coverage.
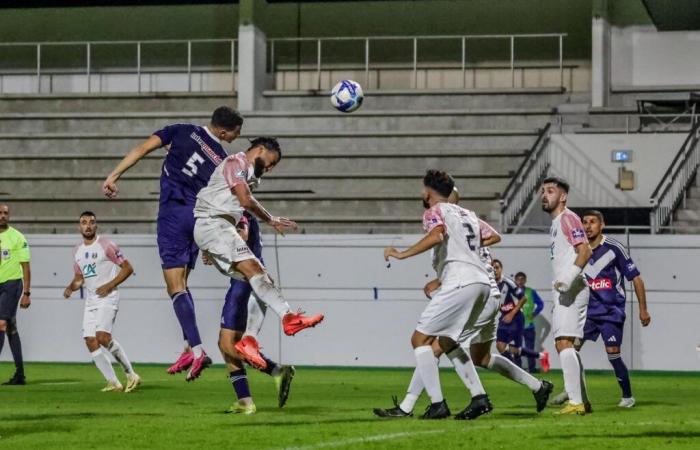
[0,363,698,449]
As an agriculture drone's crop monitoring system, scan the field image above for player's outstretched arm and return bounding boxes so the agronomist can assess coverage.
[632,276,651,326]
[63,273,84,299]
[384,226,444,261]
[95,259,134,298]
[232,183,298,234]
[102,135,163,199]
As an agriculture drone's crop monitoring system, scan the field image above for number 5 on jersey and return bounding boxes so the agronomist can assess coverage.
[182,153,206,177]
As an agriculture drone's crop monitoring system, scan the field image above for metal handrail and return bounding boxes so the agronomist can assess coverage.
[0,38,237,94]
[649,120,700,233]
[268,33,566,90]
[500,122,552,232]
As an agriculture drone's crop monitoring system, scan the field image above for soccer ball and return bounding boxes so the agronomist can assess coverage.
[330,80,364,113]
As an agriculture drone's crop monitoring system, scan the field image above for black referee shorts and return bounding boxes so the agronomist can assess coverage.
[0,279,23,322]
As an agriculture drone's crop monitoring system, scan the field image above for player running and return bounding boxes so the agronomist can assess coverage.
[102,107,244,381]
[192,137,324,374]
[541,177,592,415]
[377,170,499,420]
[493,259,549,371]
[212,210,295,414]
[375,188,553,419]
[63,212,140,393]
[551,210,650,408]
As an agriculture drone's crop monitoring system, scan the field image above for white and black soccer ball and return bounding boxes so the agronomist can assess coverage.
[330,79,364,113]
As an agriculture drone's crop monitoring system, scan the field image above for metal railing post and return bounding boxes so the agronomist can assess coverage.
[364,38,370,88]
[136,42,141,93]
[510,35,515,88]
[86,42,91,93]
[317,39,322,91]
[231,39,236,91]
[461,36,466,88]
[559,34,564,90]
[36,43,41,93]
[187,40,192,92]
[412,37,418,89]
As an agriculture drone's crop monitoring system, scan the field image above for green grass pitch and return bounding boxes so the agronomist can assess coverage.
[0,363,698,449]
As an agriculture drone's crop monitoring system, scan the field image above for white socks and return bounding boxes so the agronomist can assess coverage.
[249,273,292,318]
[414,346,443,403]
[91,348,118,383]
[107,340,134,374]
[487,353,542,392]
[559,347,584,404]
[400,367,426,413]
[447,345,486,397]
[245,295,268,339]
[192,344,204,358]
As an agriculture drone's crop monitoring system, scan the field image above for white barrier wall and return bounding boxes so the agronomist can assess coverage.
[4,233,699,371]
[612,26,700,88]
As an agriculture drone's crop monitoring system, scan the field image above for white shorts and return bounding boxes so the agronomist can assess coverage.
[552,277,589,339]
[416,282,490,341]
[82,305,118,338]
[458,290,500,345]
[194,216,259,278]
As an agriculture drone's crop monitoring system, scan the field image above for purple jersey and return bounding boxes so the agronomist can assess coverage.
[584,236,640,322]
[153,124,228,206]
[498,277,524,316]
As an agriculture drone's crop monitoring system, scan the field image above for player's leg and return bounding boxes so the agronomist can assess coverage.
[220,329,256,415]
[551,321,593,406]
[159,208,207,375]
[523,325,538,372]
[0,280,25,385]
[94,307,140,393]
[83,309,121,391]
[552,285,590,415]
[600,321,634,407]
[411,330,450,419]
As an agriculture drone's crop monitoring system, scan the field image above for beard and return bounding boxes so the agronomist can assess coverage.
[422,199,430,209]
[253,157,266,178]
[81,231,96,240]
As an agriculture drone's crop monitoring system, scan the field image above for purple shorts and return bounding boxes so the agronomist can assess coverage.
[221,279,252,331]
[583,317,624,347]
[156,201,198,270]
[497,312,524,347]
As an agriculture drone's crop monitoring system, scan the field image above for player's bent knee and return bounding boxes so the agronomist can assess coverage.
[96,332,112,347]
[84,337,99,350]
[0,320,7,331]
[605,346,621,354]
[233,259,264,280]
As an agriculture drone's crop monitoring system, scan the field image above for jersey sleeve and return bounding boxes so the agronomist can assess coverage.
[561,212,588,247]
[15,232,30,263]
[611,241,641,281]
[478,219,497,240]
[152,124,180,147]
[222,155,249,189]
[101,239,126,265]
[422,206,444,233]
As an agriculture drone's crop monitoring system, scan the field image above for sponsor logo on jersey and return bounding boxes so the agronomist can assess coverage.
[572,228,585,239]
[82,263,98,278]
[588,277,612,290]
[190,131,223,165]
[236,246,251,254]
[627,262,636,271]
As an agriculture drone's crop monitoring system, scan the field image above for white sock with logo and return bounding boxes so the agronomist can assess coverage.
[91,349,119,384]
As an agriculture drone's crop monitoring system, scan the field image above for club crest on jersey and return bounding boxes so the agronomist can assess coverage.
[572,228,585,239]
[236,169,246,178]
[92,252,98,259]
[627,262,636,271]
[588,278,612,290]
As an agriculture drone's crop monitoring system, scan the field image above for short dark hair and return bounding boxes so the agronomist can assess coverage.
[492,259,503,268]
[423,169,455,198]
[515,271,527,279]
[79,211,96,219]
[583,210,605,223]
[543,176,570,193]
[248,137,282,161]
[211,106,244,131]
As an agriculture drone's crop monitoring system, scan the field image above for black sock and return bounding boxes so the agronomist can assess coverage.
[8,331,24,376]
[0,330,5,354]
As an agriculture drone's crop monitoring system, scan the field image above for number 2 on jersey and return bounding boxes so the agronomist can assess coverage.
[464,223,477,251]
[182,153,205,177]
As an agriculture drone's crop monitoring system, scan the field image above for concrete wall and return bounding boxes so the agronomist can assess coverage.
[612,26,700,88]
[4,233,699,371]
[548,133,686,208]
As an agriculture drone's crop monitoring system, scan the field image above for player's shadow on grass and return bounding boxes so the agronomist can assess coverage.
[554,431,700,439]
[0,423,75,438]
[28,378,82,384]
[3,412,165,422]
[222,418,380,428]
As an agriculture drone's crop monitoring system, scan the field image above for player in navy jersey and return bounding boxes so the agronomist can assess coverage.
[493,260,549,371]
[551,210,650,408]
[102,106,243,381]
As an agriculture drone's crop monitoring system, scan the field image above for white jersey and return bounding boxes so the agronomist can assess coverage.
[549,208,588,281]
[422,203,494,288]
[72,236,125,309]
[479,247,501,299]
[194,152,256,223]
